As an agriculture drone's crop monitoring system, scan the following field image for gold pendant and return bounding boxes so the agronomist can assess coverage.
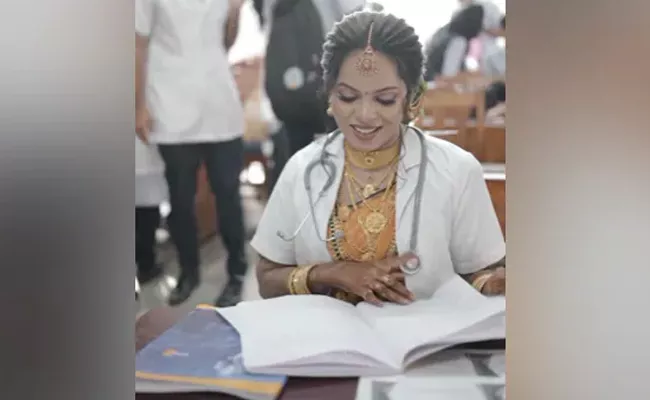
[363,212,387,235]
[364,155,375,167]
[362,184,375,198]
[338,205,351,222]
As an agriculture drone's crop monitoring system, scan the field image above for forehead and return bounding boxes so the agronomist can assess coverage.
[336,50,405,93]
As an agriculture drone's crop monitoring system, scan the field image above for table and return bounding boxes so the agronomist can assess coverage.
[136,310,505,400]
[136,307,359,400]
[468,123,505,164]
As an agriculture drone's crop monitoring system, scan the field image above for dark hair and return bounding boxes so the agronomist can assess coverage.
[321,11,425,121]
[448,4,484,39]
[500,15,506,29]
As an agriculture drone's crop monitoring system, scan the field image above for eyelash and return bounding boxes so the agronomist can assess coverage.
[337,94,397,106]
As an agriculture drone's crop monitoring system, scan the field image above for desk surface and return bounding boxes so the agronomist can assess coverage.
[136,308,505,400]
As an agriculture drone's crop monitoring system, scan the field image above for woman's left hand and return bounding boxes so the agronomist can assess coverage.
[482,267,505,296]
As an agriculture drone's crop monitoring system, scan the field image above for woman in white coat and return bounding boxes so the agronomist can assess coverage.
[252,11,506,305]
[135,137,168,284]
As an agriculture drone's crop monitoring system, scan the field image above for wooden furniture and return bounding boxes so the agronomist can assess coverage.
[414,80,488,155]
[469,122,505,164]
[416,73,506,164]
[136,308,505,400]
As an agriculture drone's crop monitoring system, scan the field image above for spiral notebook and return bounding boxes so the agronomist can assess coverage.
[135,305,287,400]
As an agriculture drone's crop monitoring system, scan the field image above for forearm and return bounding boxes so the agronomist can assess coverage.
[463,256,505,281]
[135,35,148,110]
[462,257,506,285]
[256,257,343,299]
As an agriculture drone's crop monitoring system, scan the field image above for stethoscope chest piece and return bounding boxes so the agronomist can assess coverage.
[401,255,421,275]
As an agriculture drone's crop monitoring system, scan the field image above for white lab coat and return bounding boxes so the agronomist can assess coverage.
[251,129,506,299]
[135,0,245,144]
[135,138,168,207]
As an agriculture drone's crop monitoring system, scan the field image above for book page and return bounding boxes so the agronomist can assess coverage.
[357,276,506,367]
[218,295,399,376]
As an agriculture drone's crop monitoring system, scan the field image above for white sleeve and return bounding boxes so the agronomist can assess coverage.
[250,155,301,265]
[450,153,505,275]
[441,37,468,77]
[135,0,155,37]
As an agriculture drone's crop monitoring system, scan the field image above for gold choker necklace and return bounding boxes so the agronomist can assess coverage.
[344,140,400,170]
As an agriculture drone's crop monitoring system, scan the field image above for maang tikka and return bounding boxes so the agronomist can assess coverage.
[355,22,379,76]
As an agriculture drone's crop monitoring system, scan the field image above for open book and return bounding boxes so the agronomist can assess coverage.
[218,276,505,377]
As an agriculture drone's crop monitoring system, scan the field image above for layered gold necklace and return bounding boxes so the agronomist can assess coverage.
[344,139,400,198]
[344,140,400,170]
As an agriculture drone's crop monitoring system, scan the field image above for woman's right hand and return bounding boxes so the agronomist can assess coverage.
[314,253,418,306]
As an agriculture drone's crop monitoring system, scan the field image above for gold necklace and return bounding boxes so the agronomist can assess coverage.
[350,170,397,236]
[346,161,397,199]
[344,140,400,170]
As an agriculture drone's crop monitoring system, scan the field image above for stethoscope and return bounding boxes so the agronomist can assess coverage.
[276,125,428,275]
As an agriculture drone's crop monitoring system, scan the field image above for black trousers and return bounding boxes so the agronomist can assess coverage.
[135,206,161,273]
[283,115,336,158]
[158,138,247,279]
[268,127,291,193]
[284,123,315,157]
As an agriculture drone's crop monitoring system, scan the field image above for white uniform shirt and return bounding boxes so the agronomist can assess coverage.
[482,45,505,78]
[135,0,245,144]
[475,0,503,68]
[251,129,505,299]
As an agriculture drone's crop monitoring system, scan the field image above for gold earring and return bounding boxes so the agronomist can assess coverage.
[326,106,333,116]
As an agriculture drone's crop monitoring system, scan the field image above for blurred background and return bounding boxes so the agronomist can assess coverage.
[136,0,506,317]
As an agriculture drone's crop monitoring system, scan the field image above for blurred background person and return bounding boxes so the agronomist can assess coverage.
[253,0,366,163]
[483,14,505,116]
[459,0,503,71]
[482,14,505,79]
[423,2,485,80]
[135,0,249,307]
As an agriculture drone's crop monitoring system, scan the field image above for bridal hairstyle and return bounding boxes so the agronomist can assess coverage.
[320,9,427,123]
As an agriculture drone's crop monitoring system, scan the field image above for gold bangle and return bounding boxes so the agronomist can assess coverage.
[471,272,493,293]
[287,265,316,295]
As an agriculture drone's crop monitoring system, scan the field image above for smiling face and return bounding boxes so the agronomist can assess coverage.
[329,49,408,152]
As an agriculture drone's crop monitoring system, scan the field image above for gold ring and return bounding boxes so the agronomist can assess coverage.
[382,275,394,286]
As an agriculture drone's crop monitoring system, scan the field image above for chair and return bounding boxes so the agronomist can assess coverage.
[413,82,487,156]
